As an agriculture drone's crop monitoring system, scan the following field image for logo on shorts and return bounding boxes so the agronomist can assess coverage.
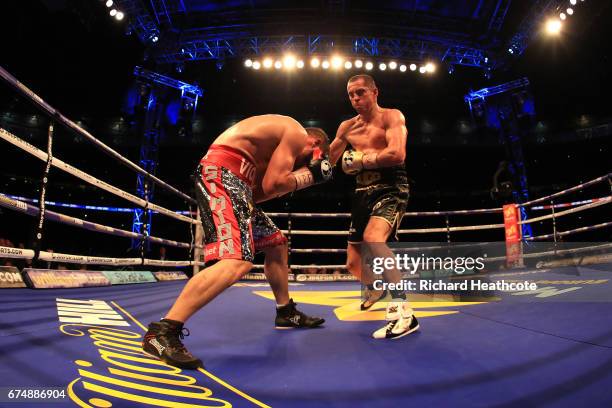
[240,159,256,185]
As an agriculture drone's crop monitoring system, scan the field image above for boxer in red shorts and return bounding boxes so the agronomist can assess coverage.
[143,115,332,369]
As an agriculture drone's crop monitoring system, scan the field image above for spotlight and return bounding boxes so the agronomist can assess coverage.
[263,58,273,68]
[322,60,330,69]
[399,64,407,72]
[570,0,576,4]
[105,0,113,7]
[296,60,304,69]
[252,61,261,70]
[560,12,566,20]
[389,61,397,70]
[508,48,514,54]
[425,62,436,73]
[354,59,363,68]
[344,61,352,69]
[283,54,296,69]
[567,8,574,15]
[274,60,282,69]
[379,63,387,71]
[331,56,343,69]
[545,19,562,35]
[109,9,117,16]
[310,57,320,68]
[365,62,373,70]
[115,11,124,20]
[448,65,455,75]
[244,59,253,67]
[410,64,417,71]
[151,35,159,43]
[419,66,427,74]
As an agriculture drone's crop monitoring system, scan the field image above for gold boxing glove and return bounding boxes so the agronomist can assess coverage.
[342,150,378,175]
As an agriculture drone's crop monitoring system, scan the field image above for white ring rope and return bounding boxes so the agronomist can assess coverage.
[267,197,607,220]
[0,245,205,267]
[293,242,481,254]
[0,65,196,205]
[281,230,348,236]
[398,224,505,234]
[253,264,346,270]
[279,223,505,236]
[0,128,198,225]
[526,221,612,241]
[519,196,611,225]
[268,207,503,218]
[291,249,347,254]
[256,243,612,270]
[530,197,609,211]
[519,173,611,207]
[0,194,199,249]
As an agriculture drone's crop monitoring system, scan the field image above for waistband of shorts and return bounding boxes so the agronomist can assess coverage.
[200,144,257,187]
[355,168,408,187]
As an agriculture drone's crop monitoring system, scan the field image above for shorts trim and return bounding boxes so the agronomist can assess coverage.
[369,215,395,229]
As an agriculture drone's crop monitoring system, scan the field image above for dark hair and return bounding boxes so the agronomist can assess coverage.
[347,74,377,89]
[305,127,330,155]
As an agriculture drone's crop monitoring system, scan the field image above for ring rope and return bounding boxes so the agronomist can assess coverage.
[267,207,503,218]
[253,264,345,270]
[0,194,199,249]
[526,221,612,241]
[280,230,348,236]
[521,242,612,259]
[290,248,347,254]
[468,242,612,263]
[519,173,611,207]
[265,198,604,219]
[519,196,611,225]
[530,197,609,211]
[278,223,505,236]
[5,194,605,217]
[0,245,205,267]
[398,223,505,234]
[291,242,481,254]
[255,243,612,270]
[0,65,196,205]
[0,128,198,225]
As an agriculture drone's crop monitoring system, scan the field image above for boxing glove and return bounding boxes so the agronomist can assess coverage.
[292,158,333,191]
[342,150,379,175]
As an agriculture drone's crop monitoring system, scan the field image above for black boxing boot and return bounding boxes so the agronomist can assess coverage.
[142,319,203,369]
[275,299,325,329]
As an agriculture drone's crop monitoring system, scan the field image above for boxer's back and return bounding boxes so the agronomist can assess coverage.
[213,114,292,171]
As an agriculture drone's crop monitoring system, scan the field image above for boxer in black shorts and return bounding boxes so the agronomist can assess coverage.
[329,75,419,340]
[348,166,409,244]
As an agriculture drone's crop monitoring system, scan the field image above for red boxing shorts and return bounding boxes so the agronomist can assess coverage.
[195,144,287,264]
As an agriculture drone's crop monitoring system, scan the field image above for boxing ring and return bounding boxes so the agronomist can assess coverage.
[1,65,612,407]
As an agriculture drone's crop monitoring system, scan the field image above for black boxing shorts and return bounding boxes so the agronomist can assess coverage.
[195,144,287,264]
[348,166,409,244]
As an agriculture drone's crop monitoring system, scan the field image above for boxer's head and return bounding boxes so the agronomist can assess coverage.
[347,74,378,113]
[294,127,330,169]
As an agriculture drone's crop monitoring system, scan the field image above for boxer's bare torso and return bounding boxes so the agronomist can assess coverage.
[213,114,307,181]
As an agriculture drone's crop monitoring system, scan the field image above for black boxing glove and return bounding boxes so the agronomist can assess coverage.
[292,157,333,191]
